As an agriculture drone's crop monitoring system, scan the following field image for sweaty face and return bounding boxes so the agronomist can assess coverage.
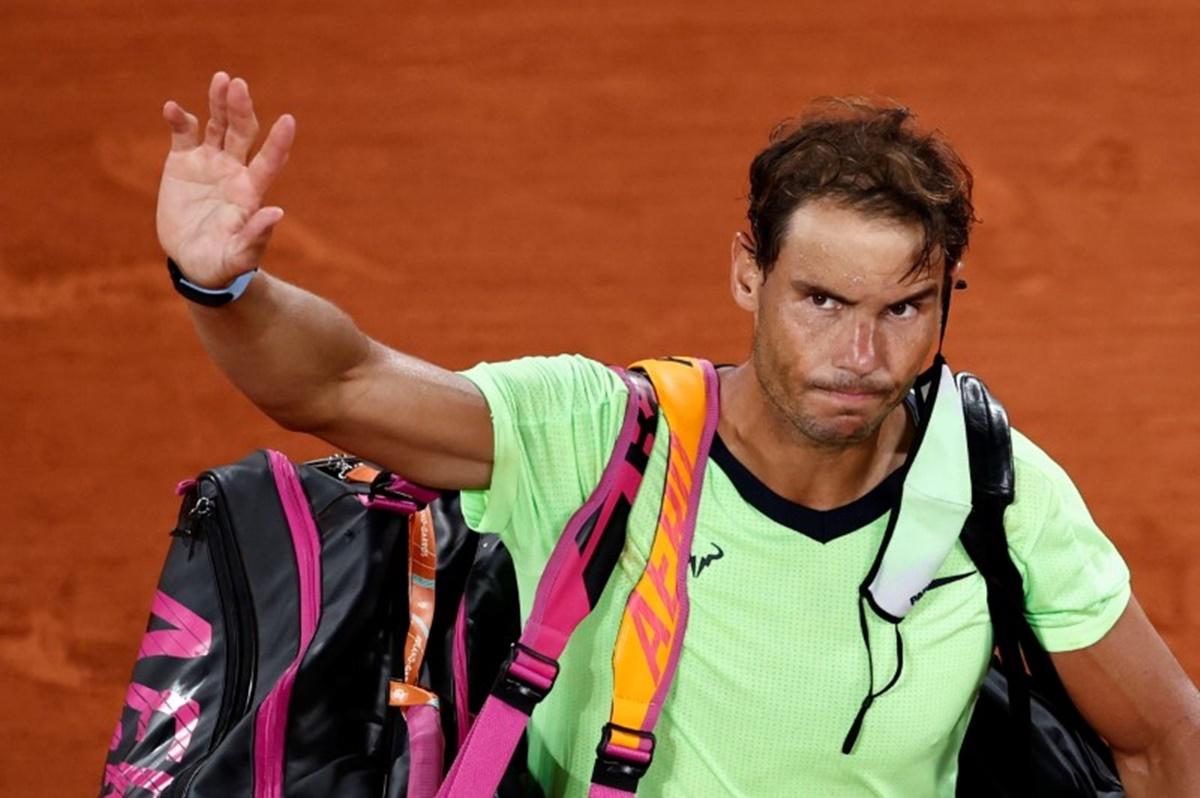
[741,199,946,447]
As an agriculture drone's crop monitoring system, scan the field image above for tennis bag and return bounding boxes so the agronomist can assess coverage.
[99,452,538,798]
[101,367,659,798]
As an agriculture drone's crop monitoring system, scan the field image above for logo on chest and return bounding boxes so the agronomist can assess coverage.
[688,542,725,578]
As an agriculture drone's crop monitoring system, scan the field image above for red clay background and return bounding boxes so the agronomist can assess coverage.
[2,1,1198,793]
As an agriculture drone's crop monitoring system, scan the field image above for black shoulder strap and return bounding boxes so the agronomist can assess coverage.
[957,373,1015,506]
[957,372,1118,792]
[957,373,1033,787]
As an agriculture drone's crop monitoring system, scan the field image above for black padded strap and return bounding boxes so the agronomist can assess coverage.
[957,372,1033,790]
[958,371,1121,794]
[958,373,1014,503]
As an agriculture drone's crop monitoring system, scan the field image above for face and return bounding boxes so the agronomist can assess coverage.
[731,198,954,447]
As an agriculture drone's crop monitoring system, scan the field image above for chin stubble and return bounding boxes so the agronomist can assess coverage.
[753,346,902,448]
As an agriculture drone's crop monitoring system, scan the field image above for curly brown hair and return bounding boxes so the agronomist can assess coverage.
[745,97,977,279]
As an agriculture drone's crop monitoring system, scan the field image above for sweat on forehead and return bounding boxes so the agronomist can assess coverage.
[776,200,941,289]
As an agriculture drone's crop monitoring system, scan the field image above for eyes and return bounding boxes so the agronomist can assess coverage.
[808,294,921,319]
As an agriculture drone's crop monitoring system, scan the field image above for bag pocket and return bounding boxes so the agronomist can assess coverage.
[103,477,258,798]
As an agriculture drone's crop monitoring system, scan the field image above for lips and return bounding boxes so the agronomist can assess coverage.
[823,389,878,397]
[815,387,886,405]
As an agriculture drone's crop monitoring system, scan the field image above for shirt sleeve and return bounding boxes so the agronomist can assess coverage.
[456,354,630,566]
[1004,429,1132,652]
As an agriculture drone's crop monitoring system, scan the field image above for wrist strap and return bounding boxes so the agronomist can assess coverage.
[167,257,258,307]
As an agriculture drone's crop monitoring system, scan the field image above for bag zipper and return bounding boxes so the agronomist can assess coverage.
[164,477,258,797]
[252,450,326,798]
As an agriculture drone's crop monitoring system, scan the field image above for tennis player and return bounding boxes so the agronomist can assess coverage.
[155,71,1200,795]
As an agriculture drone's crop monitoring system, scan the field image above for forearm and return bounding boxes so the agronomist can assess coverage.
[187,269,370,431]
[1116,716,1200,796]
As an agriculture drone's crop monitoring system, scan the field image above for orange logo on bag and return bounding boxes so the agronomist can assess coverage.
[622,435,694,682]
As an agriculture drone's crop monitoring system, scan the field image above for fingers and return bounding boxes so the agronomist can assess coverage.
[247,114,296,194]
[242,206,285,243]
[204,71,231,149]
[162,100,200,151]
[168,71,290,189]
[225,206,285,271]
[224,77,260,164]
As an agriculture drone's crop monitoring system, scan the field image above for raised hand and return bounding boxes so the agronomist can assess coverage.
[157,72,295,288]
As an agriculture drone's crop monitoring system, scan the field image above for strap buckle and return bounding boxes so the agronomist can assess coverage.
[361,471,438,514]
[490,642,560,715]
[369,470,410,502]
[591,722,656,791]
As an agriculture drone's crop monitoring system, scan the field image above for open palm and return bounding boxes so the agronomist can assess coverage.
[157,72,294,288]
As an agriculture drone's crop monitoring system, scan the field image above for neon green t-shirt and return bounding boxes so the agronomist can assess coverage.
[459,354,1130,797]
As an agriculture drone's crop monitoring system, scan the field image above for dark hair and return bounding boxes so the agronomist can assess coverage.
[745,97,976,279]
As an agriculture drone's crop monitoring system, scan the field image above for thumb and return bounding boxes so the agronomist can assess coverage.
[224,206,285,273]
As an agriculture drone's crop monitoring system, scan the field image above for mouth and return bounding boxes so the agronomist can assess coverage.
[814,387,887,406]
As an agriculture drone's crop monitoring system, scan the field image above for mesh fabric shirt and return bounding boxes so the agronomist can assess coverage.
[458,354,1131,797]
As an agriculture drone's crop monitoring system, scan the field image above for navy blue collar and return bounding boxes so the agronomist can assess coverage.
[709,395,917,544]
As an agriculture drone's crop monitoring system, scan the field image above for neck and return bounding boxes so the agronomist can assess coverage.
[717,362,913,510]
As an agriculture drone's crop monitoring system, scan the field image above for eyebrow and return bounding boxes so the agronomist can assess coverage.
[789,279,939,307]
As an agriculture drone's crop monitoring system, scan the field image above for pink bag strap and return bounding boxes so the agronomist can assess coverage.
[434,368,659,797]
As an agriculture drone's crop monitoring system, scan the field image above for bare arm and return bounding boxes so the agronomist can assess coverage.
[1052,595,1200,795]
[159,73,493,489]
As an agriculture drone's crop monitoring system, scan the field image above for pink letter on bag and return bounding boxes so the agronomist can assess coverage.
[108,590,210,785]
[138,590,212,660]
[101,762,175,797]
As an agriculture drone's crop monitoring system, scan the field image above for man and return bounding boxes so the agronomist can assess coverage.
[157,72,1200,795]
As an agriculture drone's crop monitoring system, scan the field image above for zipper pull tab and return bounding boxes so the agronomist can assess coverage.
[171,496,214,559]
[190,496,215,519]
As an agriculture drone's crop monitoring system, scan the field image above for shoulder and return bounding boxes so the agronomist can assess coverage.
[1004,426,1092,551]
[459,353,628,424]
[1009,427,1075,505]
[1002,426,1132,650]
[456,353,637,541]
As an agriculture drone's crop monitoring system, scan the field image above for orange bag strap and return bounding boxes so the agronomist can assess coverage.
[591,357,720,794]
[388,507,440,708]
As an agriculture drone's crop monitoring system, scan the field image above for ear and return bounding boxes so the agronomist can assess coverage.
[949,259,964,286]
[730,232,762,313]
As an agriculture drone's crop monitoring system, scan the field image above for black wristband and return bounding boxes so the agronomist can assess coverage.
[167,258,258,307]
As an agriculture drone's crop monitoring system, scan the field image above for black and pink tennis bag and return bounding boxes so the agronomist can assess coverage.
[100,369,659,798]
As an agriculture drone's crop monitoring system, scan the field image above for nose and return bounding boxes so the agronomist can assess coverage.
[833,317,881,376]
